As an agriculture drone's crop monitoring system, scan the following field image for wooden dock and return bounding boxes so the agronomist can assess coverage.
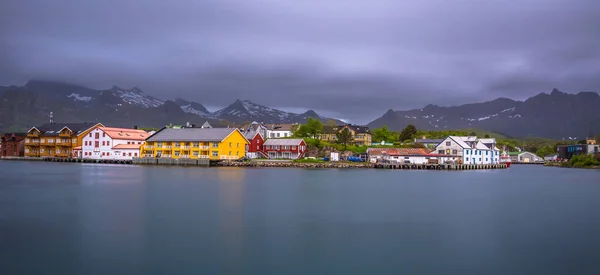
[373,163,508,170]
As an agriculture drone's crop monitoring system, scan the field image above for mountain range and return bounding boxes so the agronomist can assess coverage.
[367,89,600,139]
[1,81,599,139]
[0,80,341,132]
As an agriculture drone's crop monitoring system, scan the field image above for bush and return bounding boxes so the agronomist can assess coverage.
[568,154,600,167]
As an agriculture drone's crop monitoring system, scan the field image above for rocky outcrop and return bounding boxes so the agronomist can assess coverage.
[217,161,373,169]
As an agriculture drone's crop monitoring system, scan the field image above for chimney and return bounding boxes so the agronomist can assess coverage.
[186,122,191,127]
[133,125,138,129]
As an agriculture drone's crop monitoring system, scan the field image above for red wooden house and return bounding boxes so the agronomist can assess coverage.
[1,133,27,157]
[244,130,266,158]
[262,138,307,159]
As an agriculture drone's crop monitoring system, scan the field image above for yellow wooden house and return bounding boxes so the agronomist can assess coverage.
[141,127,248,160]
[25,122,103,157]
[319,124,372,146]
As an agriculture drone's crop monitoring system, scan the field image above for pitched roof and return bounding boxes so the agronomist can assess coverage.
[100,127,150,140]
[263,138,305,146]
[243,130,262,140]
[146,127,241,142]
[200,121,212,128]
[266,124,295,131]
[32,123,101,136]
[446,136,471,148]
[112,144,143,149]
[475,140,491,150]
[479,138,497,144]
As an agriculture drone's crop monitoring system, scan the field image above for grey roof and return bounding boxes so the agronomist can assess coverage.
[32,122,99,136]
[147,127,238,142]
[264,138,305,146]
[243,129,260,140]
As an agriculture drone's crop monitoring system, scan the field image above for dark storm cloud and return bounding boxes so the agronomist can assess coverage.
[1,0,599,123]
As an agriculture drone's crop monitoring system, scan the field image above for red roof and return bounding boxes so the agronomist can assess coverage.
[112,144,143,149]
[368,148,432,156]
[100,127,150,141]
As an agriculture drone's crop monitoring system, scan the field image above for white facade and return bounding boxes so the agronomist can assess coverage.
[435,136,500,165]
[267,129,293,138]
[80,127,149,160]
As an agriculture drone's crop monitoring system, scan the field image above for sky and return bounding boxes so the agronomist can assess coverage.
[1,0,599,123]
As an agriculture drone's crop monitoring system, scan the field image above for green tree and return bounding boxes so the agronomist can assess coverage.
[336,128,353,149]
[577,139,587,145]
[398,124,418,142]
[484,134,490,138]
[468,131,477,136]
[294,117,323,138]
[372,126,394,143]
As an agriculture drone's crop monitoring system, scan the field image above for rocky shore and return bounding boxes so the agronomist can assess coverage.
[217,161,374,169]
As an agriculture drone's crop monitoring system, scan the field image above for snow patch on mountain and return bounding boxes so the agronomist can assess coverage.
[180,104,212,117]
[67,93,92,102]
[501,107,516,113]
[113,87,163,108]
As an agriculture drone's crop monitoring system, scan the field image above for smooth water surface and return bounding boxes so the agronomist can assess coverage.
[1,161,599,275]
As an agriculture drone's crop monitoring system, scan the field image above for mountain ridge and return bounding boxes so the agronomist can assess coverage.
[0,80,342,132]
[367,89,600,139]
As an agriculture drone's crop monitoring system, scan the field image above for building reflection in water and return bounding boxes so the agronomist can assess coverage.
[217,167,246,273]
[78,165,147,273]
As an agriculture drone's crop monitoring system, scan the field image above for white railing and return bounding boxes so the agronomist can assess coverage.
[145,146,154,149]
[183,146,190,149]
[220,155,239,160]
[161,155,172,158]
[198,155,210,159]
[163,146,172,149]
[200,146,210,149]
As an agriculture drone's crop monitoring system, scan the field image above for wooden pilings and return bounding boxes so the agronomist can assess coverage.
[373,163,508,170]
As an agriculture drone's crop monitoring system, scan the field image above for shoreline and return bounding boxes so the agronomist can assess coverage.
[217,160,374,169]
[543,162,600,170]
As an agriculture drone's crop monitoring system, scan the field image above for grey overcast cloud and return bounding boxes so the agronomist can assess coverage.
[1,0,599,123]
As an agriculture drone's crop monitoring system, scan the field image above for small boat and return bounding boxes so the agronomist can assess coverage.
[500,147,511,168]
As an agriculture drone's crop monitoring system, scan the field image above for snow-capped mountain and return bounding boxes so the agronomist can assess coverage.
[174,98,213,117]
[110,86,164,108]
[211,99,341,124]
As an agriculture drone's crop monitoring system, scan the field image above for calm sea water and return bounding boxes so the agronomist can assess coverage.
[1,161,599,275]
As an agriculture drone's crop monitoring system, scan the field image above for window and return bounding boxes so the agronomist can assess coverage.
[486,151,489,155]
[72,139,76,143]
[486,158,488,161]
[175,142,180,147]
[284,133,288,137]
[479,158,482,161]
[292,146,296,150]
[438,150,444,154]
[404,157,409,159]
[229,151,232,156]
[128,153,132,156]
[237,143,239,148]
[134,153,138,157]
[157,142,162,147]
[466,158,469,161]
[256,145,259,150]
[95,133,99,139]
[193,142,198,147]
[193,151,199,156]
[276,133,280,137]
[452,150,457,155]
[446,141,451,146]
[236,151,239,156]
[175,151,180,156]
[212,151,218,157]
[212,142,219,148]
[102,132,106,138]
[95,141,99,147]
[89,133,92,137]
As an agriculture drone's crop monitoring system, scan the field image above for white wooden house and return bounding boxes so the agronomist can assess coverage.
[80,127,150,160]
[435,136,500,164]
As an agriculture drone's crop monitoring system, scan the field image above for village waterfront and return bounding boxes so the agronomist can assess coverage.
[1,161,600,275]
